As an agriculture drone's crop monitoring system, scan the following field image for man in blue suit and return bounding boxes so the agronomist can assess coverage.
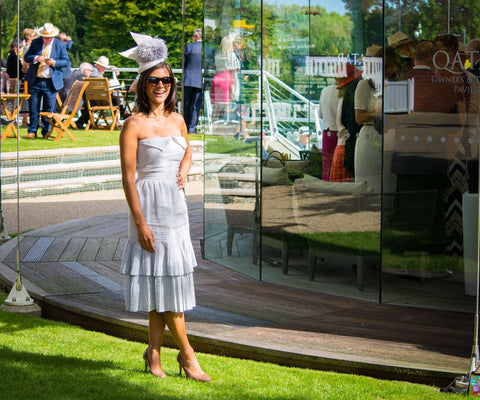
[24,23,69,138]
[182,29,203,133]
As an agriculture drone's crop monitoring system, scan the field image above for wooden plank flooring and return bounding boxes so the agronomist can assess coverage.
[0,199,474,386]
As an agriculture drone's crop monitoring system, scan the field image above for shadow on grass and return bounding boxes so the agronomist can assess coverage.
[0,345,173,400]
[0,311,308,400]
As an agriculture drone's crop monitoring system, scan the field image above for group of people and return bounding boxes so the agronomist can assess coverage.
[183,29,254,136]
[3,22,123,137]
[386,32,480,257]
[318,58,382,193]
[2,23,244,139]
[318,30,480,257]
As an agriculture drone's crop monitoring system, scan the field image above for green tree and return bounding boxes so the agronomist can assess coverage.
[342,0,382,53]
[83,0,203,70]
[1,0,51,58]
[1,0,87,63]
[342,0,382,13]
[416,0,480,41]
[310,8,352,56]
[1,0,202,68]
[385,0,480,43]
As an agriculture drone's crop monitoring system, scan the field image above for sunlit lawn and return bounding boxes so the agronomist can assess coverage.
[0,289,465,400]
[0,127,203,153]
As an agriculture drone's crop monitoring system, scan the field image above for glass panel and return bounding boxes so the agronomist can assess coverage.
[383,0,476,312]
[203,0,262,279]
[260,1,382,301]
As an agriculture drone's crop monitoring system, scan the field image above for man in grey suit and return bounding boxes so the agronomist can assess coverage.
[59,62,93,104]
[182,29,203,133]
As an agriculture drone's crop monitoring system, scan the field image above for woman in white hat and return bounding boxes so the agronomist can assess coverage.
[119,32,210,383]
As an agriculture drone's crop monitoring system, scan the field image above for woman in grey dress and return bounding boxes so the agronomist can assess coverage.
[119,33,210,382]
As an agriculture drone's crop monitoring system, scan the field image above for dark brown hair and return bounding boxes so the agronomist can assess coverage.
[136,61,177,115]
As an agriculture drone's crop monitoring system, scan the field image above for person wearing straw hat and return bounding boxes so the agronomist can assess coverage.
[74,55,113,129]
[75,55,123,128]
[118,31,210,383]
[24,22,69,138]
[387,31,417,73]
[92,55,111,77]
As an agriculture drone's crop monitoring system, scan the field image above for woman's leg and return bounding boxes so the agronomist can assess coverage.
[163,311,207,376]
[148,310,167,376]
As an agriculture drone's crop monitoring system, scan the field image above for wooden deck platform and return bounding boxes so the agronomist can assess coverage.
[0,197,474,386]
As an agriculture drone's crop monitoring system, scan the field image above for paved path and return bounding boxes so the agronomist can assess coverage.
[0,184,473,386]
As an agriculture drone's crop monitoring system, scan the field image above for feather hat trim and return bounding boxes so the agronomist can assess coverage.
[119,32,168,73]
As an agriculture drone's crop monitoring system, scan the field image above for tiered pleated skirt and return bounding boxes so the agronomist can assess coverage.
[121,171,197,313]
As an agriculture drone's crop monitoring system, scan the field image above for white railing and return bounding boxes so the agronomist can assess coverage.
[305,56,383,94]
[362,57,383,93]
[305,56,347,77]
[203,69,321,158]
[263,58,281,76]
[263,70,321,138]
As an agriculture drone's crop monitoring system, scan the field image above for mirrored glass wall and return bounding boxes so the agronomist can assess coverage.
[203,0,262,279]
[204,0,478,313]
[382,1,477,312]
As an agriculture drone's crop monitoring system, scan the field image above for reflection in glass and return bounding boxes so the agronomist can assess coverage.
[383,3,476,311]
[258,1,382,300]
[203,0,261,279]
[203,0,476,313]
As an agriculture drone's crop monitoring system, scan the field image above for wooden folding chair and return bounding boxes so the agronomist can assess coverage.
[56,92,78,129]
[8,78,18,94]
[40,80,89,141]
[56,93,63,111]
[83,77,120,131]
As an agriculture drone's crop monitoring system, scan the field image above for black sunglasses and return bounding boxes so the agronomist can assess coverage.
[147,76,174,85]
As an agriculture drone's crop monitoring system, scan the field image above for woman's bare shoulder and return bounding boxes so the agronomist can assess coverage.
[120,113,148,139]
[122,113,147,129]
[127,112,148,123]
[171,111,185,122]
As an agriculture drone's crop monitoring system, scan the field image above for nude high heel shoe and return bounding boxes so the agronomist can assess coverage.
[177,352,211,382]
[143,347,167,378]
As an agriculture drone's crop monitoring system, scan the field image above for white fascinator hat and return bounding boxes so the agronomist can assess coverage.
[119,32,168,73]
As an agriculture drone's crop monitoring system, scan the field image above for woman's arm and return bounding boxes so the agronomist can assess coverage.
[176,114,192,190]
[354,79,381,125]
[355,108,379,125]
[119,117,156,252]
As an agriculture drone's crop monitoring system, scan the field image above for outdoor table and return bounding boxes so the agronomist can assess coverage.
[1,93,31,141]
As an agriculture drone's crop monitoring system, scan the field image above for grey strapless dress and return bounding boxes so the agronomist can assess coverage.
[121,136,197,313]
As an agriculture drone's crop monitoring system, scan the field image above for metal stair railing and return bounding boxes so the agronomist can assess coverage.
[261,71,321,157]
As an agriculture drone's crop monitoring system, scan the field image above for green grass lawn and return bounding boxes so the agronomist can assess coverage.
[205,135,259,157]
[0,290,464,400]
[0,127,204,153]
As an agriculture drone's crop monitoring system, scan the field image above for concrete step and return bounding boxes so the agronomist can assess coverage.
[1,146,120,168]
[1,160,121,185]
[2,174,123,199]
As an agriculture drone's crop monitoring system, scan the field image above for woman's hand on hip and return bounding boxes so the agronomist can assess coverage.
[176,171,187,190]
